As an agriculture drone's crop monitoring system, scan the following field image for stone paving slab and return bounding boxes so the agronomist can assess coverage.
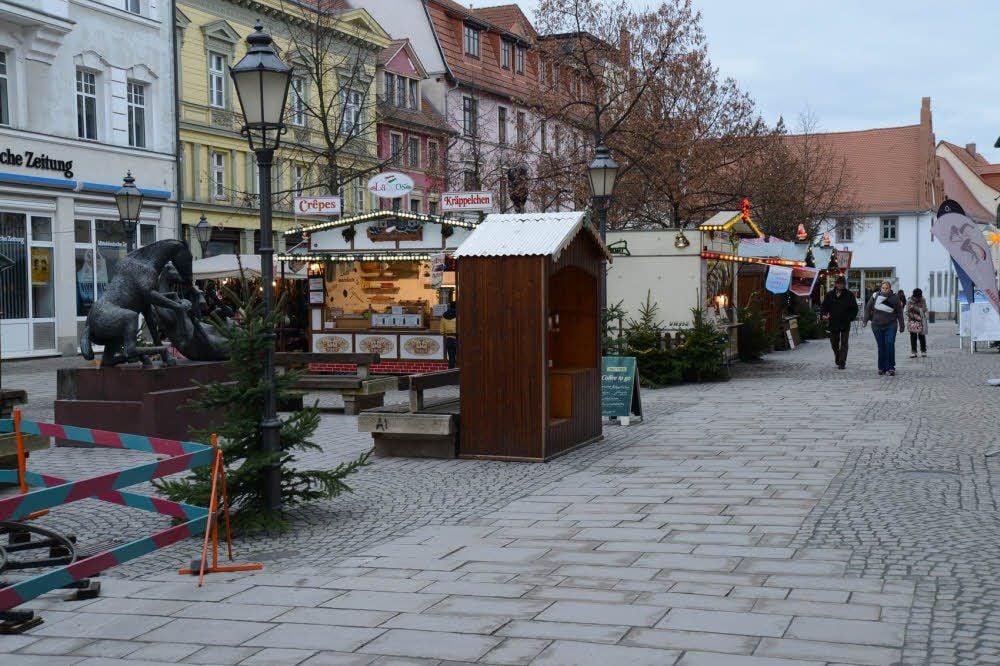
[4,324,1000,664]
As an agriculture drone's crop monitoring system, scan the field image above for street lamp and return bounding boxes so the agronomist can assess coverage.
[194,214,213,258]
[588,142,619,315]
[115,171,144,253]
[230,21,292,513]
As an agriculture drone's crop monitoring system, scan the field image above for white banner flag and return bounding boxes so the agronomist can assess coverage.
[932,199,1000,315]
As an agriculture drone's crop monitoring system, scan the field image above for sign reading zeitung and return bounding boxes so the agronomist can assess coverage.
[441,191,494,211]
[294,196,342,216]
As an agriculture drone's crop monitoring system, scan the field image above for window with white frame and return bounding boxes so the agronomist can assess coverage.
[0,52,9,126]
[515,45,525,74]
[464,25,480,57]
[208,51,225,108]
[211,152,226,199]
[76,69,98,139]
[501,40,511,69]
[835,218,853,242]
[352,177,366,213]
[340,89,361,134]
[408,80,417,110]
[929,271,935,298]
[516,111,526,144]
[127,81,146,148]
[408,137,419,168]
[553,124,561,154]
[410,198,421,214]
[293,164,305,195]
[390,133,403,166]
[880,217,897,241]
[125,0,140,14]
[462,96,477,136]
[290,76,306,126]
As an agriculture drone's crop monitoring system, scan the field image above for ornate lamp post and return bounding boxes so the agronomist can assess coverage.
[115,171,144,253]
[194,214,213,258]
[587,142,619,314]
[230,21,292,512]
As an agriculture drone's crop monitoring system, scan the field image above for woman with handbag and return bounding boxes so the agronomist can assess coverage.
[905,288,929,357]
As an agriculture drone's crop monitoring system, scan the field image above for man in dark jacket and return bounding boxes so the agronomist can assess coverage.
[820,276,859,369]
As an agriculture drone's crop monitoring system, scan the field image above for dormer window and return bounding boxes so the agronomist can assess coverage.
[501,40,511,69]
[384,72,419,110]
[464,25,480,57]
[516,45,525,74]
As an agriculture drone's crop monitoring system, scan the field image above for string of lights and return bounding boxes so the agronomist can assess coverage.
[699,250,805,268]
[285,210,479,235]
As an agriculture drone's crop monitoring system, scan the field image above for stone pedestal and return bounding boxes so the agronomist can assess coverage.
[54,362,231,445]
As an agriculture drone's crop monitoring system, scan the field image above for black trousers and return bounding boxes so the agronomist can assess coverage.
[910,332,926,353]
[445,337,457,368]
[829,329,850,366]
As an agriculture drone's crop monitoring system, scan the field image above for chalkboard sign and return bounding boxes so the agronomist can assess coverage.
[601,356,643,423]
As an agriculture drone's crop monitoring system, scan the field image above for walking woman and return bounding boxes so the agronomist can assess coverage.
[863,281,905,376]
[905,288,929,357]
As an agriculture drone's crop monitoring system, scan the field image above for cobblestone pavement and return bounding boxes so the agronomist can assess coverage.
[2,322,999,665]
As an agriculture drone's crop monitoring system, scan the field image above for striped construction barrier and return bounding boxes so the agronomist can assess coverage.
[0,416,216,612]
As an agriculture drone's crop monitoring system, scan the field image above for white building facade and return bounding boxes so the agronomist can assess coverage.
[0,0,177,358]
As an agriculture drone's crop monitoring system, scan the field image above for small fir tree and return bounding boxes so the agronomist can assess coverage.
[155,282,370,533]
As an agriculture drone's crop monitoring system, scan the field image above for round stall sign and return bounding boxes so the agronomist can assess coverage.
[367,172,414,199]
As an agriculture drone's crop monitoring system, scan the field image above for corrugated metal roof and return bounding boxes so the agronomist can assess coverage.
[455,211,607,260]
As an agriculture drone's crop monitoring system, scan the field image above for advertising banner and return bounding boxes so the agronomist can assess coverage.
[765,265,792,294]
[932,199,1000,315]
[441,191,495,212]
[367,172,415,199]
[294,196,342,217]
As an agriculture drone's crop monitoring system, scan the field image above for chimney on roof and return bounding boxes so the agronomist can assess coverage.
[966,143,977,156]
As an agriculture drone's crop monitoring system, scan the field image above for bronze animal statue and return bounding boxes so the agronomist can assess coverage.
[150,263,230,361]
[80,239,196,367]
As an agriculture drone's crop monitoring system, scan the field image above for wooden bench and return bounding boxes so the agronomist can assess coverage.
[358,369,460,458]
[274,353,398,415]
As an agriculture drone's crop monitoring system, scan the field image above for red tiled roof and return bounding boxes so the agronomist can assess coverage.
[938,156,994,224]
[940,140,990,172]
[473,4,536,40]
[378,97,455,136]
[427,0,538,101]
[783,123,937,214]
[378,39,408,67]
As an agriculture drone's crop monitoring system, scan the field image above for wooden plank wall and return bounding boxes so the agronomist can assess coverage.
[458,255,548,459]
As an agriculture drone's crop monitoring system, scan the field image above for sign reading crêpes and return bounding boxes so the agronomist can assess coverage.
[367,172,414,199]
[441,191,494,212]
[294,196,342,216]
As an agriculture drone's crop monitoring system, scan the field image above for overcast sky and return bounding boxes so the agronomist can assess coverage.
[471,0,1000,161]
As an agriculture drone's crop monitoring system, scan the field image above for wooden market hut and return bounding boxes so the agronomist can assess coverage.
[454,212,611,461]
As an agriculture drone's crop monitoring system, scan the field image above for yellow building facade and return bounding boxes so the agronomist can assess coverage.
[174,1,389,256]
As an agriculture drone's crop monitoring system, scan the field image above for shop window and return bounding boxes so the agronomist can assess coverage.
[31,248,54,318]
[880,217,897,241]
[0,213,27,320]
[31,217,52,243]
[208,51,226,108]
[0,52,9,127]
[408,137,420,168]
[76,69,98,140]
[127,81,146,148]
[74,219,92,244]
[139,224,156,247]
